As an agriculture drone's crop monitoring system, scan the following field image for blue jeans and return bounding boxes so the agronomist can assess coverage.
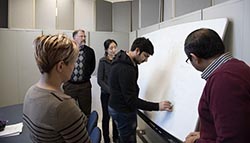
[108,106,137,143]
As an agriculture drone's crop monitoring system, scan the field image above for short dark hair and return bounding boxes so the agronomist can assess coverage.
[184,28,225,59]
[104,39,117,56]
[72,29,85,38]
[131,37,154,55]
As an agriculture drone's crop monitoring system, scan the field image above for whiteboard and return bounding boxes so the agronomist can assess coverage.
[138,18,228,141]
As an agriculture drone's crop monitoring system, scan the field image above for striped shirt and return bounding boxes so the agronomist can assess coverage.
[201,52,233,80]
[23,85,90,143]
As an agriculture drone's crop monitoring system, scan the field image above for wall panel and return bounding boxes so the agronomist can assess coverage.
[35,0,56,29]
[0,29,42,107]
[8,0,34,28]
[57,0,74,30]
[203,0,244,60]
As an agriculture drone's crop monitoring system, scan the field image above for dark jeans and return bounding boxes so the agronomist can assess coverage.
[63,81,92,116]
[108,106,137,143]
[101,92,118,143]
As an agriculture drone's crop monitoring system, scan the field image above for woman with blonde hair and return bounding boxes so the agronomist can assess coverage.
[23,34,91,143]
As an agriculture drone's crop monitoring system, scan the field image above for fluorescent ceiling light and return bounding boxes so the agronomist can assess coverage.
[104,0,133,3]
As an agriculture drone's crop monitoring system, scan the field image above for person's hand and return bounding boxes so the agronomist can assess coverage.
[184,132,200,143]
[159,101,173,111]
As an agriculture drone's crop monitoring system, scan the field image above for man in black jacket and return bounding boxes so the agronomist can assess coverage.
[108,37,173,143]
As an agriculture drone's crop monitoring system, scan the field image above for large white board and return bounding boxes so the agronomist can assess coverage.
[138,18,228,141]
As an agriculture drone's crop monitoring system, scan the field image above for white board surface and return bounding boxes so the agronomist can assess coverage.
[138,18,228,141]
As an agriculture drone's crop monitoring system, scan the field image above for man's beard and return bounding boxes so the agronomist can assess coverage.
[134,58,142,65]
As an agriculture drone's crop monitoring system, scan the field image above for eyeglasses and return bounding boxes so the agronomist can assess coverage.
[185,55,192,63]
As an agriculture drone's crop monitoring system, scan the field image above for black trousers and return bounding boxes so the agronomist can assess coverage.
[101,92,119,143]
[63,81,92,116]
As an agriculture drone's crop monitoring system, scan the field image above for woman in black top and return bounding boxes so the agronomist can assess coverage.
[97,39,118,143]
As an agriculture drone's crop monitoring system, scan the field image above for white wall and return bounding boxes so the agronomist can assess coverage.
[215,0,231,4]
[8,0,96,31]
[132,0,211,30]
[0,29,41,107]
[35,0,56,29]
[203,0,244,61]
[113,2,131,32]
[74,0,96,31]
[8,0,34,29]
[164,0,174,21]
[132,0,139,31]
[96,0,112,31]
[6,0,236,33]
[175,0,211,17]
[129,31,137,47]
[160,10,202,28]
[42,29,74,39]
[141,0,160,28]
[57,0,74,30]
[137,23,159,37]
[242,0,250,63]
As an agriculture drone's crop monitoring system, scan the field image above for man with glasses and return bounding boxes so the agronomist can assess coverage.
[184,28,250,143]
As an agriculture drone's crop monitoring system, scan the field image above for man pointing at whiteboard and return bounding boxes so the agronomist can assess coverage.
[108,37,173,143]
[184,28,250,143]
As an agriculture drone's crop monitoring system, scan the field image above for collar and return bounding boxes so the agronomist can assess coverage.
[79,44,85,50]
[201,52,233,80]
[126,51,136,67]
